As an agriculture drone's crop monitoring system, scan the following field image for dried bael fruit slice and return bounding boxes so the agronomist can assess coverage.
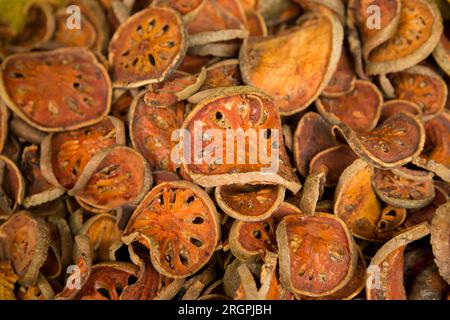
[294,0,345,22]
[0,261,18,300]
[239,11,343,115]
[123,181,220,278]
[277,213,358,298]
[40,116,126,190]
[372,167,435,209]
[317,80,383,132]
[322,47,356,97]
[365,0,443,75]
[152,0,205,17]
[79,214,122,263]
[334,112,425,169]
[0,47,112,132]
[380,99,423,123]
[245,9,267,37]
[377,206,406,233]
[52,10,97,49]
[309,145,358,187]
[109,7,188,88]
[0,99,9,154]
[21,145,65,209]
[153,170,181,185]
[421,112,450,168]
[0,155,25,216]
[215,184,285,221]
[433,22,450,76]
[408,262,448,300]
[366,222,430,300]
[389,66,448,120]
[334,159,386,241]
[180,86,301,193]
[347,0,401,61]
[405,185,448,228]
[76,262,139,300]
[0,211,50,286]
[293,112,337,177]
[69,146,152,210]
[430,202,449,283]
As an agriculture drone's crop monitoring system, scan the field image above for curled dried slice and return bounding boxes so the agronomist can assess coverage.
[0,99,9,153]
[421,112,450,168]
[380,99,423,123]
[69,146,152,210]
[377,206,406,233]
[298,170,326,217]
[239,11,343,115]
[293,112,337,177]
[109,7,188,88]
[76,262,139,300]
[40,116,125,190]
[316,80,383,132]
[0,47,112,132]
[129,86,187,172]
[0,212,50,286]
[123,181,220,278]
[229,218,277,262]
[258,0,301,27]
[21,145,65,209]
[372,167,435,209]
[322,47,356,97]
[245,9,267,37]
[365,0,443,75]
[180,86,300,193]
[430,202,450,283]
[10,116,45,145]
[309,145,358,187]
[277,213,358,297]
[433,23,450,76]
[366,223,430,300]
[389,66,448,120]
[215,184,285,221]
[334,112,425,168]
[0,155,25,216]
[0,261,18,300]
[79,214,122,263]
[200,59,242,90]
[334,159,386,241]
[52,11,97,49]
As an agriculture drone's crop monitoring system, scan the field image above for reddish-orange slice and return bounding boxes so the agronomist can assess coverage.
[322,47,356,97]
[380,99,423,123]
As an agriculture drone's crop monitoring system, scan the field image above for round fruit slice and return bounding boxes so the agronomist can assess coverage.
[430,202,450,283]
[433,22,450,76]
[372,167,435,209]
[0,155,25,216]
[239,10,343,115]
[215,184,285,221]
[322,47,356,97]
[380,99,423,123]
[122,181,220,278]
[317,80,383,132]
[334,159,386,241]
[79,214,122,263]
[40,116,125,190]
[389,66,447,120]
[334,112,425,168]
[109,7,188,88]
[180,86,301,193]
[52,11,97,49]
[366,222,430,300]
[309,145,358,187]
[229,218,277,262]
[0,211,50,286]
[0,47,112,132]
[21,145,65,209]
[76,262,139,300]
[277,213,358,297]
[68,146,152,210]
[365,0,443,75]
[421,112,450,168]
[293,112,337,177]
